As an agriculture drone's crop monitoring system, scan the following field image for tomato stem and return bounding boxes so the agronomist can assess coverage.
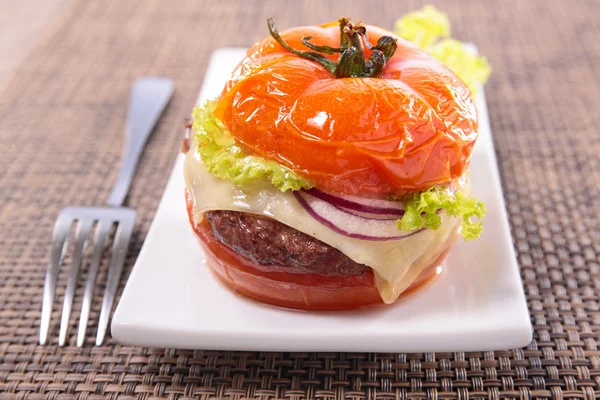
[267,18,337,74]
[266,17,397,78]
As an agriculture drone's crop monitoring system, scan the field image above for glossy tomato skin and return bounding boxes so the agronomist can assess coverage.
[186,190,444,310]
[214,23,478,196]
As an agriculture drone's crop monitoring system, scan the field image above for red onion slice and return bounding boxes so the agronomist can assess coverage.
[294,191,424,241]
[335,206,399,221]
[306,188,405,216]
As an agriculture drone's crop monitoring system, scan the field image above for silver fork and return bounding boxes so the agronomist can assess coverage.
[40,77,174,347]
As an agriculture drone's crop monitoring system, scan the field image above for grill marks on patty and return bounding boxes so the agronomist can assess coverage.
[205,210,370,276]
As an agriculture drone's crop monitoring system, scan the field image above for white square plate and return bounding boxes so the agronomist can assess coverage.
[112,48,532,352]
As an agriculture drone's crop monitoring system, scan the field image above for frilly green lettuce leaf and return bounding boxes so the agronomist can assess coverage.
[428,38,492,95]
[395,5,491,94]
[396,186,486,241]
[192,100,312,192]
[394,5,450,49]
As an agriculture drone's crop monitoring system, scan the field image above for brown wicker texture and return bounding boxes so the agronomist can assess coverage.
[0,0,599,399]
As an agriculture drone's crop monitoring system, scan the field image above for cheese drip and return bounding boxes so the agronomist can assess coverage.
[184,141,463,303]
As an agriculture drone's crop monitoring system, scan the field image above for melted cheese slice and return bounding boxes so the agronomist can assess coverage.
[184,147,463,303]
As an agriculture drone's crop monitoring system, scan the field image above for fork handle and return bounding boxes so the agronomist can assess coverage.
[106,77,175,207]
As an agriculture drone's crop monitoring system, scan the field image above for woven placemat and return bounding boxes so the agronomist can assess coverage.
[1,0,599,398]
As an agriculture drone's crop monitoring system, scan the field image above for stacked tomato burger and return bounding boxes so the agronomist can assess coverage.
[184,16,486,310]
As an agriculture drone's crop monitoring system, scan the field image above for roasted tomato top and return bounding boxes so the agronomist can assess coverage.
[214,18,478,196]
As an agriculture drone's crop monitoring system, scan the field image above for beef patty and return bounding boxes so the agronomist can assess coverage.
[205,210,370,276]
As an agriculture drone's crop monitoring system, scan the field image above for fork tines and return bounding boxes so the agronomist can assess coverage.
[40,206,135,347]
